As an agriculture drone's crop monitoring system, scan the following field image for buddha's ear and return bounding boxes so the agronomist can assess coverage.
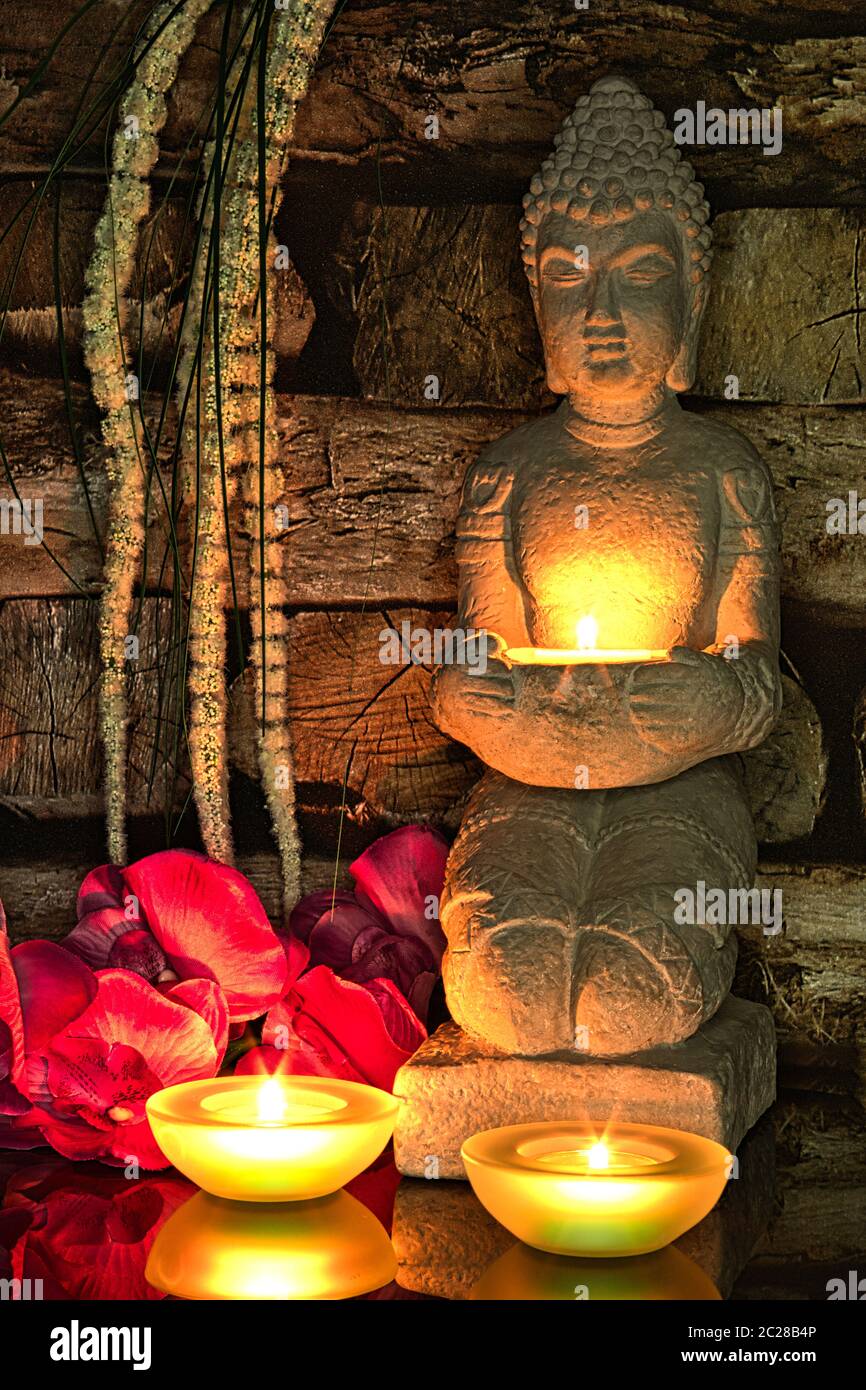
[665,280,708,393]
[530,280,569,396]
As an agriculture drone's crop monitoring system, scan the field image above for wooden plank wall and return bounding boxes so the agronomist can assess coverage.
[1,0,866,1290]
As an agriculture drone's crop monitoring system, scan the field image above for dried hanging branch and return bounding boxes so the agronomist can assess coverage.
[85,0,338,903]
[83,0,214,865]
[247,0,341,913]
[183,0,338,908]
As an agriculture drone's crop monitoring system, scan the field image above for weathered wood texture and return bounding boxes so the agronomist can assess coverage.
[0,177,313,372]
[0,597,827,838]
[3,2,866,207]
[746,1095,866,1271]
[743,864,866,1099]
[0,600,479,821]
[0,848,347,946]
[0,597,178,817]
[355,206,866,405]
[1,376,864,621]
[0,183,190,312]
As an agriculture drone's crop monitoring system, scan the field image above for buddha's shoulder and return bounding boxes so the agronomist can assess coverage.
[468,409,563,477]
[677,409,769,480]
[678,410,777,523]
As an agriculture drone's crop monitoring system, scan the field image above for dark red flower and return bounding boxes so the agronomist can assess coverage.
[290,827,448,1022]
[65,850,287,1022]
[0,935,43,1149]
[236,964,426,1092]
[0,937,227,1167]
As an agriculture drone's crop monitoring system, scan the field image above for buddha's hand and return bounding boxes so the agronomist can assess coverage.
[430,634,517,736]
[625,647,745,755]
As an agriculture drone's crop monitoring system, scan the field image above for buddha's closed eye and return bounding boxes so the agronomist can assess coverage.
[542,260,589,283]
[623,259,674,285]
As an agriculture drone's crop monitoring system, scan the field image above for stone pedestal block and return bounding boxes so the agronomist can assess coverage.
[394,996,775,1179]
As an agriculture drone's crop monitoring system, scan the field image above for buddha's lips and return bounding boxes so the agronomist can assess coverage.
[586,338,628,360]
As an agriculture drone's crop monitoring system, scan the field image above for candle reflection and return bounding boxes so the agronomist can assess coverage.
[470,1241,720,1301]
[145,1189,397,1301]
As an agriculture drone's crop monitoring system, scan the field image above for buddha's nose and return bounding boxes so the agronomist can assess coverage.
[584,271,621,326]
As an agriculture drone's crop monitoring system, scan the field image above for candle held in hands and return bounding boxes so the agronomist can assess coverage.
[504,614,669,667]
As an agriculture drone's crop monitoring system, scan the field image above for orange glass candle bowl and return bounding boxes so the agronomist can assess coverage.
[146,1074,399,1202]
[462,1121,732,1258]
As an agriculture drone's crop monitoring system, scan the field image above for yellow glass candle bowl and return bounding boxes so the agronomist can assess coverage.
[146,1075,400,1202]
[462,1121,731,1258]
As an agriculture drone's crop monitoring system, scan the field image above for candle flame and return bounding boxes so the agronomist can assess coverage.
[586,1141,609,1170]
[576,615,598,652]
[257,1076,287,1123]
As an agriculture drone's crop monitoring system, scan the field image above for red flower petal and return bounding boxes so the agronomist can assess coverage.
[261,965,425,1091]
[2,1166,193,1299]
[362,977,430,1055]
[73,969,221,1089]
[66,864,144,969]
[122,850,286,1021]
[160,978,229,1065]
[11,941,96,1055]
[350,826,448,960]
[0,927,25,1090]
[46,1039,159,1130]
[234,1044,285,1078]
[27,971,222,1167]
[305,900,389,968]
[289,888,372,943]
[76,864,127,916]
[273,930,311,992]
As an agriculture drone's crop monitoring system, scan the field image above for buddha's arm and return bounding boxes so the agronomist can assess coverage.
[626,451,782,765]
[705,458,782,746]
[449,453,530,647]
[431,453,533,756]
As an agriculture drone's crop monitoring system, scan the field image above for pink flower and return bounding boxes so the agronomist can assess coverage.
[290,826,448,1022]
[0,936,227,1167]
[236,964,426,1092]
[65,850,287,1022]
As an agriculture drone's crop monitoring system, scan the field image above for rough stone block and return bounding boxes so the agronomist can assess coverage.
[394,996,775,1179]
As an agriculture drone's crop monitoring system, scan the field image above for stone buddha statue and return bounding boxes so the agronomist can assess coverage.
[432,76,781,1059]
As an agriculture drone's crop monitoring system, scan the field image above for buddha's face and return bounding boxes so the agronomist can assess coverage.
[534,210,689,418]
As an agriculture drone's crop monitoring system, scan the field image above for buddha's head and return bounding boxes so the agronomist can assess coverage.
[520,76,712,420]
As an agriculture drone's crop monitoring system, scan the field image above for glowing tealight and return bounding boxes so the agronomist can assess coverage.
[462,1121,732,1258]
[258,1076,288,1122]
[146,1188,397,1301]
[146,1075,399,1202]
